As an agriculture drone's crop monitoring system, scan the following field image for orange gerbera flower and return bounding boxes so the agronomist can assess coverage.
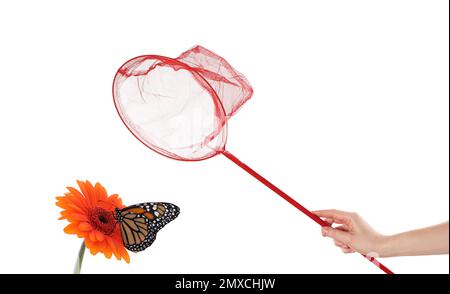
[56,180,130,263]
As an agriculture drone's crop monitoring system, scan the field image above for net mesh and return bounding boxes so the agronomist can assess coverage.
[113,46,253,161]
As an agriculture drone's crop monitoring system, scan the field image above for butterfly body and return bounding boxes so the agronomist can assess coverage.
[114,202,180,252]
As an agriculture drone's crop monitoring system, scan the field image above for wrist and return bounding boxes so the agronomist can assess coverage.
[375,234,396,257]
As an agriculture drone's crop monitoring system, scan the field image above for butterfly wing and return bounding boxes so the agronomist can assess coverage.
[119,202,180,252]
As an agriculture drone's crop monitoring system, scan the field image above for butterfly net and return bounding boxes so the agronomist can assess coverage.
[113,46,253,161]
[112,45,394,274]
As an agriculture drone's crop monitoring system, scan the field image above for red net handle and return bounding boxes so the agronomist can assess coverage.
[221,150,394,274]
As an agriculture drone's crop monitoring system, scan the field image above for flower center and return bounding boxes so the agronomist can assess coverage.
[99,214,108,224]
[88,207,116,235]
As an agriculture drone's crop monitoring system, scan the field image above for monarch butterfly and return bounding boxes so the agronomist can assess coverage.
[113,202,180,252]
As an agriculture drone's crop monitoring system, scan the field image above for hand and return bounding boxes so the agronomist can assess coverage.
[314,210,449,257]
[313,209,387,256]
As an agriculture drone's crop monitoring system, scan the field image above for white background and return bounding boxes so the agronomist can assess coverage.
[0,0,448,274]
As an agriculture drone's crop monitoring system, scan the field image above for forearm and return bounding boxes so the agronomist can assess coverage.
[380,222,449,257]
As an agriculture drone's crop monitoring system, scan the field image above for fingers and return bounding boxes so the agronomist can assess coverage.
[313,209,349,218]
[324,218,334,226]
[313,209,353,225]
[321,219,334,235]
[316,210,358,255]
[340,247,355,254]
[321,226,352,244]
[335,241,354,252]
[335,225,349,232]
[334,239,346,247]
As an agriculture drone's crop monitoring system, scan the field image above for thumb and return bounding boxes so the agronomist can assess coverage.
[322,227,352,244]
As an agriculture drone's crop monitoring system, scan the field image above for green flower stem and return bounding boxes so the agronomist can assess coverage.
[73,241,86,274]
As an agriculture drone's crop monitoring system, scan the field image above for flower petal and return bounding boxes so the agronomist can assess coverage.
[67,213,88,222]
[55,201,70,210]
[60,211,88,222]
[106,237,120,260]
[95,182,108,201]
[84,237,94,248]
[103,242,112,259]
[77,180,90,199]
[120,246,130,263]
[94,230,105,242]
[63,223,79,234]
[89,231,97,242]
[66,203,86,214]
[66,187,89,211]
[77,231,87,238]
[89,246,99,255]
[64,191,88,206]
[85,181,97,206]
[109,194,124,209]
[78,222,92,231]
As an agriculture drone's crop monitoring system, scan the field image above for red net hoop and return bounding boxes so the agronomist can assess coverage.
[113,46,252,161]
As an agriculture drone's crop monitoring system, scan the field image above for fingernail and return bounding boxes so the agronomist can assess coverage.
[321,227,329,236]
